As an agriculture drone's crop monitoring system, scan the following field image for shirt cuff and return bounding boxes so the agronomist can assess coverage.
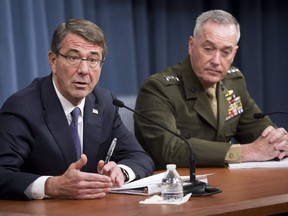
[117,164,136,183]
[225,144,241,163]
[24,176,51,200]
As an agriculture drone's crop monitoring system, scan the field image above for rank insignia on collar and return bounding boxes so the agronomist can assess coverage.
[227,67,240,74]
[163,75,179,82]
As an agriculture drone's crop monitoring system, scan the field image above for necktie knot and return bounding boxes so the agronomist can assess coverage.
[71,107,81,122]
[206,87,216,99]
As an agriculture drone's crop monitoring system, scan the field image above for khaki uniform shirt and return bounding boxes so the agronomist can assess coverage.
[134,56,274,170]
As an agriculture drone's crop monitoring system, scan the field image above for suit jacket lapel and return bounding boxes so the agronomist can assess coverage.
[41,75,77,166]
[82,93,104,172]
[181,59,217,129]
[191,81,231,131]
[193,92,217,128]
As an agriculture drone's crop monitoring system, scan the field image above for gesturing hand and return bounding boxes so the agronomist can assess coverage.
[45,154,113,199]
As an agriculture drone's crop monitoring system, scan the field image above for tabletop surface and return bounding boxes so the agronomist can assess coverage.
[0,167,288,216]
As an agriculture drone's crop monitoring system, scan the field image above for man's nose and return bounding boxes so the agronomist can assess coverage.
[211,52,221,65]
[77,60,90,74]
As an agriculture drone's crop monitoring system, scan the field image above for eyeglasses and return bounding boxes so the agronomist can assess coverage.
[56,52,104,69]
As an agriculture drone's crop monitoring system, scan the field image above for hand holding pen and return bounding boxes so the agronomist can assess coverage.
[100,138,117,174]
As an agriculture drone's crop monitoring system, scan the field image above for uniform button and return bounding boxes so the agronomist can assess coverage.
[185,135,191,139]
[190,88,197,93]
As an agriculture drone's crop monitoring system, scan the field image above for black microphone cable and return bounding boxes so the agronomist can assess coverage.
[254,112,288,119]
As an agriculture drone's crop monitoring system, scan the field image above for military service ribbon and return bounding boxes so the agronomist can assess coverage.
[225,90,243,121]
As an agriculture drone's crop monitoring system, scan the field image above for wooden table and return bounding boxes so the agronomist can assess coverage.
[0,167,288,216]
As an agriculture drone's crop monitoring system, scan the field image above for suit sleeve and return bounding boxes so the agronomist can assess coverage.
[0,98,41,200]
[97,92,154,180]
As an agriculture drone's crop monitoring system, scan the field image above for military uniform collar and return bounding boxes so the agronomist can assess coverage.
[179,56,205,99]
[180,57,233,99]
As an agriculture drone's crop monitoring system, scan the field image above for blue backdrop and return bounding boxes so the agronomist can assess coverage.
[1,0,288,128]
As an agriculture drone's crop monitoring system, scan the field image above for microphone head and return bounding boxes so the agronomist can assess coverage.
[253,113,265,119]
[113,99,125,108]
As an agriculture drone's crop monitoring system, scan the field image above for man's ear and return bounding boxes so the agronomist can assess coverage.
[188,36,195,55]
[48,51,57,73]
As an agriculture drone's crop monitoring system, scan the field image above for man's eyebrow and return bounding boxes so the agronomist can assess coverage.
[222,45,234,51]
[64,49,82,55]
[203,40,234,50]
[90,51,101,57]
[202,40,215,46]
[66,49,101,57]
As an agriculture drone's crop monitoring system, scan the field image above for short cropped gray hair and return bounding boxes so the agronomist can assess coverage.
[193,10,241,43]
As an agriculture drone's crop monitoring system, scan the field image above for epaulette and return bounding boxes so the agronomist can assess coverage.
[156,74,182,86]
[227,66,240,74]
[162,75,180,82]
[152,72,182,86]
[225,66,243,80]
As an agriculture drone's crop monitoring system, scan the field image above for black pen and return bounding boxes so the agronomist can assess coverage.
[101,138,117,174]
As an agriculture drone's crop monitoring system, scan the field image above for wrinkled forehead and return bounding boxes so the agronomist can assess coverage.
[197,22,238,46]
[61,33,104,57]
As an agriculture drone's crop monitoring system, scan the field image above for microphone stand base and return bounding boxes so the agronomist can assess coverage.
[183,180,222,197]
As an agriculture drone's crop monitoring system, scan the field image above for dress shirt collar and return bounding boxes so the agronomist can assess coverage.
[52,79,85,120]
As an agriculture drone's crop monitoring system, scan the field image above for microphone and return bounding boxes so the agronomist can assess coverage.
[113,98,222,196]
[254,112,288,119]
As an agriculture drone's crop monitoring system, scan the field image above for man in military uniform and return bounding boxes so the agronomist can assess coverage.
[134,10,288,170]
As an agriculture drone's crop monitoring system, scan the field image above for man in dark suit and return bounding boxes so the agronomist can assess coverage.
[0,18,154,200]
[134,10,288,170]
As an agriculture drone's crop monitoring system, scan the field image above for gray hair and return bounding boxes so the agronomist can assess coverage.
[50,18,107,59]
[193,10,241,43]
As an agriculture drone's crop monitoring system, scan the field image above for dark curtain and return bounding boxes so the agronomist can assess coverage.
[1,0,288,128]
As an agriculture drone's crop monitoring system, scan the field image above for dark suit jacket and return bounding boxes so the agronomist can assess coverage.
[0,74,154,200]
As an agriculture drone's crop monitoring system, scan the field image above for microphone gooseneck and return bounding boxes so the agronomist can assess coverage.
[253,113,266,119]
[113,99,196,181]
[113,98,222,196]
[112,99,125,108]
[254,112,288,119]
